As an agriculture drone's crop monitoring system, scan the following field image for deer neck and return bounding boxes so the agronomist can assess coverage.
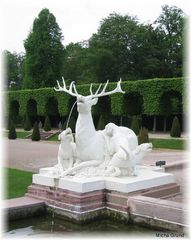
[75,111,96,140]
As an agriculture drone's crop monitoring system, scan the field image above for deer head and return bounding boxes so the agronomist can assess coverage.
[54,77,125,113]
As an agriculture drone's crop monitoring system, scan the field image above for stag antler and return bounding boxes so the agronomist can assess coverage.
[55,77,125,98]
[90,78,125,98]
[54,77,79,97]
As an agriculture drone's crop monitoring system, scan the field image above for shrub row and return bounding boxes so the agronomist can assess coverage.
[5,77,184,117]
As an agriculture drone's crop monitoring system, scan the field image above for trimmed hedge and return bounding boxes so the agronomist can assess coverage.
[6,77,184,118]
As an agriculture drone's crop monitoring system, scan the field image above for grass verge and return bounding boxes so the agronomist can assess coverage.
[3,130,31,139]
[4,130,186,150]
[149,138,186,150]
[47,132,59,141]
[4,168,33,199]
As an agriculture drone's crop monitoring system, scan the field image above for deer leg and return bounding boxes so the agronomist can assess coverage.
[68,158,74,169]
[61,160,101,177]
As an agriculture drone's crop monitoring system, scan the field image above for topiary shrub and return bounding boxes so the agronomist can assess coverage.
[97,115,105,130]
[58,121,62,130]
[170,116,181,137]
[38,121,43,129]
[8,120,17,139]
[31,121,41,141]
[61,119,67,130]
[23,114,32,131]
[138,127,149,144]
[7,117,11,130]
[43,116,52,132]
[130,116,140,135]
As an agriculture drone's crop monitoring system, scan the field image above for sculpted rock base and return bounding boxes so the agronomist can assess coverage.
[32,165,175,193]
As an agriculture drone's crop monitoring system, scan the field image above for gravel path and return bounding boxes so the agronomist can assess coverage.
[3,139,188,172]
[3,139,58,172]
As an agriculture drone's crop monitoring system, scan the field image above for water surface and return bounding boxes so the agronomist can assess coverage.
[4,215,168,238]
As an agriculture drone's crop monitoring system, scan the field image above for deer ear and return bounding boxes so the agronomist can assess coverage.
[92,98,98,105]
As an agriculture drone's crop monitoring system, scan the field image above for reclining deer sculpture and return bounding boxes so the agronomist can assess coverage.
[53,78,150,177]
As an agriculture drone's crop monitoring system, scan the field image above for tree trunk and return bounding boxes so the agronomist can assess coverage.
[153,115,156,132]
[120,116,123,126]
[163,117,167,132]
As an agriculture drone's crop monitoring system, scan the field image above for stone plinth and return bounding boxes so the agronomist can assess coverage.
[32,165,172,193]
[127,196,188,232]
[26,165,180,222]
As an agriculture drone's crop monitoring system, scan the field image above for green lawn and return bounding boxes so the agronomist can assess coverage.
[3,130,31,139]
[47,132,59,141]
[4,129,186,150]
[149,138,186,150]
[48,134,186,150]
[4,168,33,199]
[17,131,31,138]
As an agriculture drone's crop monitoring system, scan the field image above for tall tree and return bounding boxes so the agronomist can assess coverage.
[89,13,140,81]
[154,5,185,77]
[88,8,184,81]
[3,50,24,90]
[62,41,95,85]
[23,8,64,89]
[62,42,89,84]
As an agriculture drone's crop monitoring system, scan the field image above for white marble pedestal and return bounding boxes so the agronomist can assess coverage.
[32,165,174,193]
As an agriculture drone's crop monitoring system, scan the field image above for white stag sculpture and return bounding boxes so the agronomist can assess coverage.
[55,78,124,161]
[54,78,151,177]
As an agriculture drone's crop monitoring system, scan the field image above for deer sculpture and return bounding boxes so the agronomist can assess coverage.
[54,77,141,177]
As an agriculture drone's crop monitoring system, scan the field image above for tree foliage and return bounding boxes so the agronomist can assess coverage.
[3,50,24,90]
[62,42,90,84]
[89,13,140,80]
[23,8,64,89]
[154,5,185,77]
[4,5,184,87]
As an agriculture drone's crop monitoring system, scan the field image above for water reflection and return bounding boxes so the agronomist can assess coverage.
[4,215,167,237]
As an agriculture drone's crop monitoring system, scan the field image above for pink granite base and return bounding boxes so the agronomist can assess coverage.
[127,195,188,232]
[26,182,180,213]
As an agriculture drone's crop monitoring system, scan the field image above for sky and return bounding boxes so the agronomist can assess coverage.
[1,0,191,53]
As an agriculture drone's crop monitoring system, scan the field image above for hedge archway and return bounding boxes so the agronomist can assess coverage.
[123,92,144,116]
[26,99,38,125]
[45,97,60,127]
[94,96,112,127]
[159,90,183,131]
[9,100,20,123]
[6,78,184,131]
[122,92,144,127]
